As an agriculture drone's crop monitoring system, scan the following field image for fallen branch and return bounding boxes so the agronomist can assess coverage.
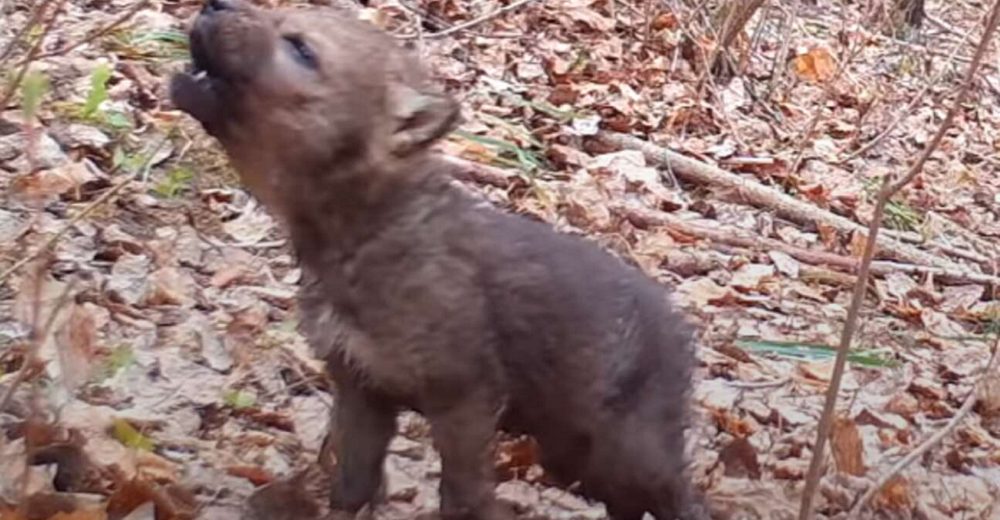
[798,0,1000,517]
[848,333,999,515]
[619,204,1000,286]
[595,130,972,272]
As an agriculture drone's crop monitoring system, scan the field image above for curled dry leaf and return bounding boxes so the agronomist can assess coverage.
[791,46,837,83]
[8,161,98,208]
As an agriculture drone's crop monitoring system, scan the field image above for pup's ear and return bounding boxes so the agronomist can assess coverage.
[388,83,462,156]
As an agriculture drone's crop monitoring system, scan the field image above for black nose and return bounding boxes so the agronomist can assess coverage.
[203,0,232,13]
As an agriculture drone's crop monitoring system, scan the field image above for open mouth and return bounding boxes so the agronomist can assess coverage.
[169,19,228,130]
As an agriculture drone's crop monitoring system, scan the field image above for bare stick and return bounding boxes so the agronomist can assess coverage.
[768,0,801,93]
[411,0,542,39]
[0,0,67,110]
[797,1,1000,517]
[0,131,173,285]
[21,0,149,64]
[850,333,998,515]
[843,21,976,162]
[0,0,55,67]
[618,203,1000,286]
[596,131,969,271]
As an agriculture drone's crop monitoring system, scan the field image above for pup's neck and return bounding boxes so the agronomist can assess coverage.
[279,151,454,269]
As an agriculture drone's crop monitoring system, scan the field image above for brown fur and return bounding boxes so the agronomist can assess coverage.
[170,2,707,519]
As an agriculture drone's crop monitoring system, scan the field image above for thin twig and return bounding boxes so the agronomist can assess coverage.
[842,21,977,162]
[20,0,149,65]
[0,132,173,285]
[408,0,542,39]
[788,29,867,174]
[0,261,75,416]
[0,0,55,67]
[797,1,1000,518]
[768,0,801,94]
[849,333,999,515]
[0,0,67,110]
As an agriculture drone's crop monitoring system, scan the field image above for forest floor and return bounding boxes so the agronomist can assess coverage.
[1,0,1000,518]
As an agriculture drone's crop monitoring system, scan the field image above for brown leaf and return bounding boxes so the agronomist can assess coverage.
[873,474,911,512]
[830,417,865,476]
[8,162,97,208]
[54,303,99,392]
[791,47,837,83]
[718,437,761,479]
[227,465,275,486]
[495,435,542,481]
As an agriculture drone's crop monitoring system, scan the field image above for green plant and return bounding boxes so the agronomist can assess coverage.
[223,389,257,410]
[105,28,189,63]
[20,70,50,120]
[735,338,898,368]
[152,166,195,198]
[451,129,547,173]
[75,65,132,131]
[93,344,134,383]
[111,418,155,451]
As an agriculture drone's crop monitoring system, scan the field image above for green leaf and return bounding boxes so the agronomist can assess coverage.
[734,339,898,368]
[81,63,113,118]
[94,345,134,382]
[223,390,257,410]
[153,167,195,198]
[133,30,189,46]
[20,71,50,120]
[111,418,155,451]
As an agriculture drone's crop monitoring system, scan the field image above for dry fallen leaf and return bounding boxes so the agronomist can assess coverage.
[8,161,97,208]
[830,417,866,476]
[791,46,837,82]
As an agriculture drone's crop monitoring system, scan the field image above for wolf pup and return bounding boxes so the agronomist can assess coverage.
[170,1,707,519]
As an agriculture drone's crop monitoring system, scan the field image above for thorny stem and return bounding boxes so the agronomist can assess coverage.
[796,1,1000,518]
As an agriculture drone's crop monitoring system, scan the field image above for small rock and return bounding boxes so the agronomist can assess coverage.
[53,124,111,150]
[107,253,152,305]
[0,132,68,170]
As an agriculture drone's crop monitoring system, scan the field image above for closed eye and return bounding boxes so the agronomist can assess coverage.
[283,34,318,70]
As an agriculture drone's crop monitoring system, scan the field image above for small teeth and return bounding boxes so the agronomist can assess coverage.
[193,70,208,80]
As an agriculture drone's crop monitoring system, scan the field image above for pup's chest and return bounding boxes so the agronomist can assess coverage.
[297,284,421,397]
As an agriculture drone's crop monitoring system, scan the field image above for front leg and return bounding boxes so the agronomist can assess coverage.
[326,379,397,514]
[427,391,514,520]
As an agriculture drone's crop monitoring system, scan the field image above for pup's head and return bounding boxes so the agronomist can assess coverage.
[170,0,460,205]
